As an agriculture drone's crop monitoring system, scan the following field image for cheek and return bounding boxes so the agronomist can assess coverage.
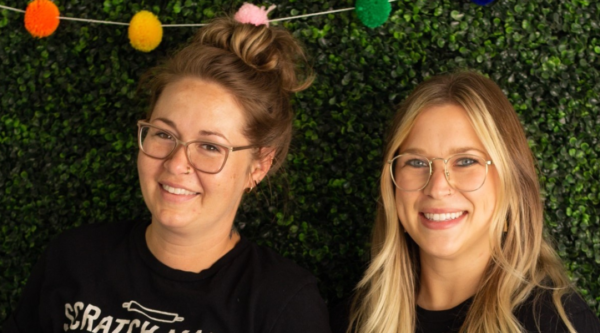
[204,162,247,193]
[137,154,160,187]
[394,189,413,223]
[481,171,499,215]
[137,154,157,208]
[137,154,150,177]
[468,173,498,224]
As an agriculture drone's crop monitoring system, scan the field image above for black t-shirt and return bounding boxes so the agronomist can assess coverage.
[3,220,331,333]
[331,290,600,333]
[416,291,600,333]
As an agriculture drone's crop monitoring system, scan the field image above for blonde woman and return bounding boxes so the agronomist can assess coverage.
[332,71,600,332]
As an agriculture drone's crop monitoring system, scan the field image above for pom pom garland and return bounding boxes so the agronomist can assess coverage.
[24,0,60,38]
[355,0,391,28]
[234,3,276,27]
[2,1,423,49]
[128,10,163,52]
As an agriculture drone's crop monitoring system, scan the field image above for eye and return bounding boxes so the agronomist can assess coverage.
[198,143,225,154]
[405,158,429,168]
[153,130,174,140]
[454,157,479,167]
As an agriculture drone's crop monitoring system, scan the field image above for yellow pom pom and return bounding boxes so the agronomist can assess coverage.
[128,10,163,52]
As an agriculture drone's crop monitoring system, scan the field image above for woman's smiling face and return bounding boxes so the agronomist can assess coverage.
[137,78,260,234]
[395,103,499,262]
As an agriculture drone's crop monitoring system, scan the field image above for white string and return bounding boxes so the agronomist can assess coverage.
[0,4,24,13]
[162,23,207,27]
[271,0,398,23]
[59,16,129,26]
[270,7,355,22]
[0,0,398,27]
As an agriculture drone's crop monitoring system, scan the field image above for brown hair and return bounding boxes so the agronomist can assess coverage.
[140,17,313,173]
[350,71,575,333]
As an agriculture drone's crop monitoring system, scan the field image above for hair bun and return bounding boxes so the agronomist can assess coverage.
[193,17,313,93]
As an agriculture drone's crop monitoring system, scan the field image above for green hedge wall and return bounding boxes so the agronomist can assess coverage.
[1,0,599,321]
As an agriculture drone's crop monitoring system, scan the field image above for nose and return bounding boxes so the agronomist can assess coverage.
[163,142,191,175]
[422,159,452,198]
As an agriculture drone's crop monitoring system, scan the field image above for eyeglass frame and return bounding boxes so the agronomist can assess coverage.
[137,121,256,174]
[388,153,493,192]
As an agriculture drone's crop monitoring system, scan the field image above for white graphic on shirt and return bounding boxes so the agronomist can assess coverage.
[63,301,209,333]
[123,301,185,323]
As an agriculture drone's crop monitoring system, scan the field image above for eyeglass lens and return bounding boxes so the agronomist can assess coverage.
[391,153,488,192]
[139,126,228,173]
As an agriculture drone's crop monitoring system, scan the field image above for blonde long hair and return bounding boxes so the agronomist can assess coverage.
[349,71,576,333]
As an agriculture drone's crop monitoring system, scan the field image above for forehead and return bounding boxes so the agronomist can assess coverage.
[150,78,247,141]
[401,104,487,156]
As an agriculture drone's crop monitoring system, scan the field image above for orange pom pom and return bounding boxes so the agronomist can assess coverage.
[24,0,60,38]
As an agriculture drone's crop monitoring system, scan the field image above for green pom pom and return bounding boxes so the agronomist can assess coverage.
[355,0,392,28]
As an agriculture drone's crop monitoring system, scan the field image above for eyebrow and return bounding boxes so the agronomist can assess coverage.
[401,146,487,156]
[198,130,229,143]
[152,117,230,142]
[153,117,177,129]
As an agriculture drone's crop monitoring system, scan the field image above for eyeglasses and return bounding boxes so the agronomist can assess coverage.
[137,121,255,174]
[388,153,493,192]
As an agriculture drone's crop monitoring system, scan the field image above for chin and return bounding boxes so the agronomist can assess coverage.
[152,211,195,229]
[413,235,463,259]
[422,246,461,260]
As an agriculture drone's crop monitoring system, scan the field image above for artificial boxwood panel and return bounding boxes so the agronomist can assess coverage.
[1,0,599,321]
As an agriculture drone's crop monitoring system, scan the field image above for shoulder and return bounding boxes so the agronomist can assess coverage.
[3,221,143,332]
[51,220,137,248]
[236,239,331,333]
[516,289,600,333]
[559,292,600,333]
[241,239,319,293]
[43,220,140,268]
[329,296,352,333]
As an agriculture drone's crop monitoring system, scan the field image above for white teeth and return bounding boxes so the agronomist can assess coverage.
[423,211,465,221]
[162,184,197,195]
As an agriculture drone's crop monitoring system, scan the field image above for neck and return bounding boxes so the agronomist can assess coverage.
[417,248,491,310]
[145,221,240,273]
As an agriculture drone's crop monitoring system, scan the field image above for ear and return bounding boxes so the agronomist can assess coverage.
[249,147,275,185]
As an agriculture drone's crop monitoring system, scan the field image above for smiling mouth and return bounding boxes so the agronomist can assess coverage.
[422,211,466,222]
[161,184,198,195]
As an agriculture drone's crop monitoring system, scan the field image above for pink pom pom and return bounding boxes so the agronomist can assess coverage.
[234,3,276,27]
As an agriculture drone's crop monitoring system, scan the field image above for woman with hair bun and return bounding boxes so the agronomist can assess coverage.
[333,71,600,333]
[4,7,331,333]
